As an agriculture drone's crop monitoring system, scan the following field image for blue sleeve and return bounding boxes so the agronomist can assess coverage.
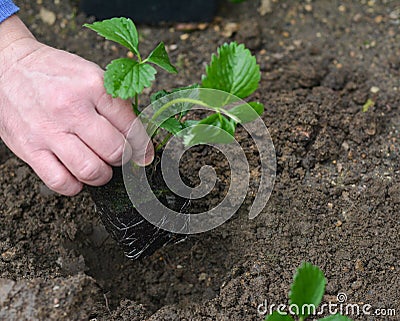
[0,0,19,23]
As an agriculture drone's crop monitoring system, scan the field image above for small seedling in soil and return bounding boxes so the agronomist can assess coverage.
[84,17,263,259]
[265,262,353,321]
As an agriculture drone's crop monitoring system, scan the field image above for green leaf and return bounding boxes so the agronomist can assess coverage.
[183,120,200,128]
[265,311,294,321]
[84,18,139,56]
[319,315,353,321]
[150,89,169,104]
[200,113,236,136]
[248,101,264,115]
[183,113,236,146]
[201,42,260,99]
[104,58,156,99]
[289,262,326,319]
[147,42,177,73]
[159,117,184,135]
[229,101,264,123]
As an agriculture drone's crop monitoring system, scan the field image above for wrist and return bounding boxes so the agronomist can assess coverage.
[0,15,35,53]
[0,15,39,75]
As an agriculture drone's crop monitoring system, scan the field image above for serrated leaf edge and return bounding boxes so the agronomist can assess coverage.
[104,58,156,99]
[202,42,261,99]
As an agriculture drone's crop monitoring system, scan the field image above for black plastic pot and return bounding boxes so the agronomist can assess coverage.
[79,0,218,23]
[87,151,189,259]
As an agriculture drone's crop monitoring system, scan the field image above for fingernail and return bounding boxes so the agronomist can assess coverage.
[132,141,154,167]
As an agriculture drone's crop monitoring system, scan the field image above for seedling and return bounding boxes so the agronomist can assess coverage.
[264,262,353,321]
[84,17,265,259]
[362,98,374,112]
[84,17,263,150]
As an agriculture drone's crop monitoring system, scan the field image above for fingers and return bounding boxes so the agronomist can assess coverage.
[48,133,112,187]
[95,94,135,135]
[29,150,83,196]
[127,117,154,166]
[95,93,154,166]
[74,111,133,166]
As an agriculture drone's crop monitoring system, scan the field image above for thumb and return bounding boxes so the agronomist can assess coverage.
[124,117,154,166]
[96,93,154,166]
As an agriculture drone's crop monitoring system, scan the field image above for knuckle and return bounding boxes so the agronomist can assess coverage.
[105,144,124,164]
[53,91,75,113]
[86,71,104,90]
[97,167,112,186]
[62,183,83,196]
[87,165,112,186]
[76,161,102,182]
[46,172,71,193]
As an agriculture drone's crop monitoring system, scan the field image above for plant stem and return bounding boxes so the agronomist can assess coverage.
[218,112,223,123]
[137,51,142,63]
[219,107,241,123]
[133,94,139,115]
[155,133,173,151]
[151,98,212,122]
[151,97,241,123]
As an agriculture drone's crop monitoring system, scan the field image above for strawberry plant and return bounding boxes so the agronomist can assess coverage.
[265,262,353,321]
[84,17,264,259]
[84,17,263,148]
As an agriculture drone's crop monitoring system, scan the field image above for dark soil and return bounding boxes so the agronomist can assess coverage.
[0,0,399,320]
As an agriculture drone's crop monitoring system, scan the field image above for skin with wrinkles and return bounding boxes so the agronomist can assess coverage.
[0,15,154,196]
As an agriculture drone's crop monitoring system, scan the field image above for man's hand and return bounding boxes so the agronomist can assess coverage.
[0,16,154,196]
